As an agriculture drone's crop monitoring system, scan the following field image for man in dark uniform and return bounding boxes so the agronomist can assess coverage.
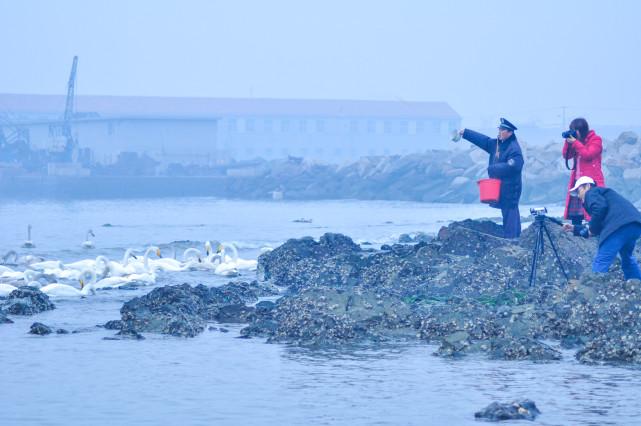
[457,118,524,239]
[563,176,641,279]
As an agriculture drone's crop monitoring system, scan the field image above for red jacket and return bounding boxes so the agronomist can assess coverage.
[562,130,605,219]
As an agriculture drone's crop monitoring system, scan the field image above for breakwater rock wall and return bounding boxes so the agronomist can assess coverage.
[2,132,639,204]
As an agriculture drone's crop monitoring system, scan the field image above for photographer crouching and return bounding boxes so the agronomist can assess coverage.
[563,176,641,280]
[457,118,524,239]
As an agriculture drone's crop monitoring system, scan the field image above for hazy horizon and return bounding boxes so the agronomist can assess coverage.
[2,0,641,128]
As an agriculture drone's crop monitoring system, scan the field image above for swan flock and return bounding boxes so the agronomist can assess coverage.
[0,241,258,299]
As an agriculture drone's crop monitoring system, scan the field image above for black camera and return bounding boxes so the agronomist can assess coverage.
[562,129,577,139]
[530,207,548,217]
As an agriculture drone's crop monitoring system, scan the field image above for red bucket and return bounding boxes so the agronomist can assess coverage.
[477,178,501,203]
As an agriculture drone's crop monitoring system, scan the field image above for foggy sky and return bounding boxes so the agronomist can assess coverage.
[2,0,640,128]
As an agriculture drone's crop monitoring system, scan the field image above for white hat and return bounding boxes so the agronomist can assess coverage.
[569,176,596,196]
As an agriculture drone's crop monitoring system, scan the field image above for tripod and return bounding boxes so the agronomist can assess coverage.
[528,215,570,287]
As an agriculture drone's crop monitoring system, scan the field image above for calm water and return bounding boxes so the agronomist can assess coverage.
[1,198,639,426]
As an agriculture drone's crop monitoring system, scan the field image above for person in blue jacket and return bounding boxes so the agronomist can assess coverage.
[563,176,641,279]
[457,118,524,239]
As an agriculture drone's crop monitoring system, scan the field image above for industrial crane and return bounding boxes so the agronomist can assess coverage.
[61,55,78,160]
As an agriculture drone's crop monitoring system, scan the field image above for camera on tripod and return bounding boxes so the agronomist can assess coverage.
[527,206,569,287]
[530,207,548,217]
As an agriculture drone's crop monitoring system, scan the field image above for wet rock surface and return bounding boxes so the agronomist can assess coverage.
[110,281,274,338]
[29,322,53,335]
[1,287,55,316]
[245,219,637,362]
[0,310,13,324]
[106,218,641,367]
[474,399,541,422]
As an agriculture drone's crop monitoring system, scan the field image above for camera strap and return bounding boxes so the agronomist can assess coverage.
[565,157,576,171]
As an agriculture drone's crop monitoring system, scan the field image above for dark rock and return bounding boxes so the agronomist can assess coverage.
[474,399,541,421]
[255,300,276,315]
[0,310,13,324]
[116,282,262,337]
[103,320,124,330]
[3,287,55,316]
[115,329,145,340]
[576,335,641,364]
[434,331,472,358]
[219,327,229,333]
[242,286,416,346]
[488,337,561,361]
[257,233,362,290]
[120,284,210,337]
[29,322,52,335]
[214,304,255,323]
[398,234,413,243]
[56,328,69,334]
[437,220,509,257]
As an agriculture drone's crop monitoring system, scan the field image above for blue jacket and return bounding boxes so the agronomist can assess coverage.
[582,187,641,245]
[462,129,524,209]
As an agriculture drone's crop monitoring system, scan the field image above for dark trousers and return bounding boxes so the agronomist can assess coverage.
[593,223,641,280]
[501,206,521,239]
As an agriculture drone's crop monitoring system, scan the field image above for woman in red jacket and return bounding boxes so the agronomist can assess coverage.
[562,117,605,225]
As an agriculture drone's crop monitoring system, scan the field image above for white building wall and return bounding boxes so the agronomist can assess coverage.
[17,114,459,165]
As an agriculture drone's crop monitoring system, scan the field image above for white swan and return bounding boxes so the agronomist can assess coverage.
[0,265,15,275]
[80,268,135,290]
[64,254,120,274]
[213,262,240,277]
[0,283,18,297]
[40,270,96,298]
[93,254,134,277]
[18,254,44,266]
[153,247,189,272]
[22,225,36,249]
[29,259,64,272]
[91,251,156,286]
[127,246,161,274]
[220,242,257,271]
[81,229,95,249]
[183,247,203,263]
[0,268,28,281]
[204,240,223,257]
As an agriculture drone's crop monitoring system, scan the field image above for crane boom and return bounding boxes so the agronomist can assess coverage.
[61,56,78,159]
[64,56,78,122]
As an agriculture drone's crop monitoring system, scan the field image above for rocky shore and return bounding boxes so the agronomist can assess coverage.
[203,131,641,205]
[4,217,641,367]
[88,218,639,366]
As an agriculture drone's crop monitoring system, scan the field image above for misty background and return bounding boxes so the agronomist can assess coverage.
[1,0,641,203]
[3,0,640,128]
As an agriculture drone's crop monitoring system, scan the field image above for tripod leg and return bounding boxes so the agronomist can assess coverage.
[529,225,542,286]
[542,223,570,284]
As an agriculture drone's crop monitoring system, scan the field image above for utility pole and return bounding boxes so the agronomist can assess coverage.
[560,106,567,129]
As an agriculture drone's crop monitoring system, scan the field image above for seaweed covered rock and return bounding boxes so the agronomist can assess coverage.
[257,233,363,291]
[116,282,267,337]
[2,287,55,316]
[488,337,561,361]
[29,322,53,335]
[241,286,417,346]
[474,399,541,422]
[549,274,641,364]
